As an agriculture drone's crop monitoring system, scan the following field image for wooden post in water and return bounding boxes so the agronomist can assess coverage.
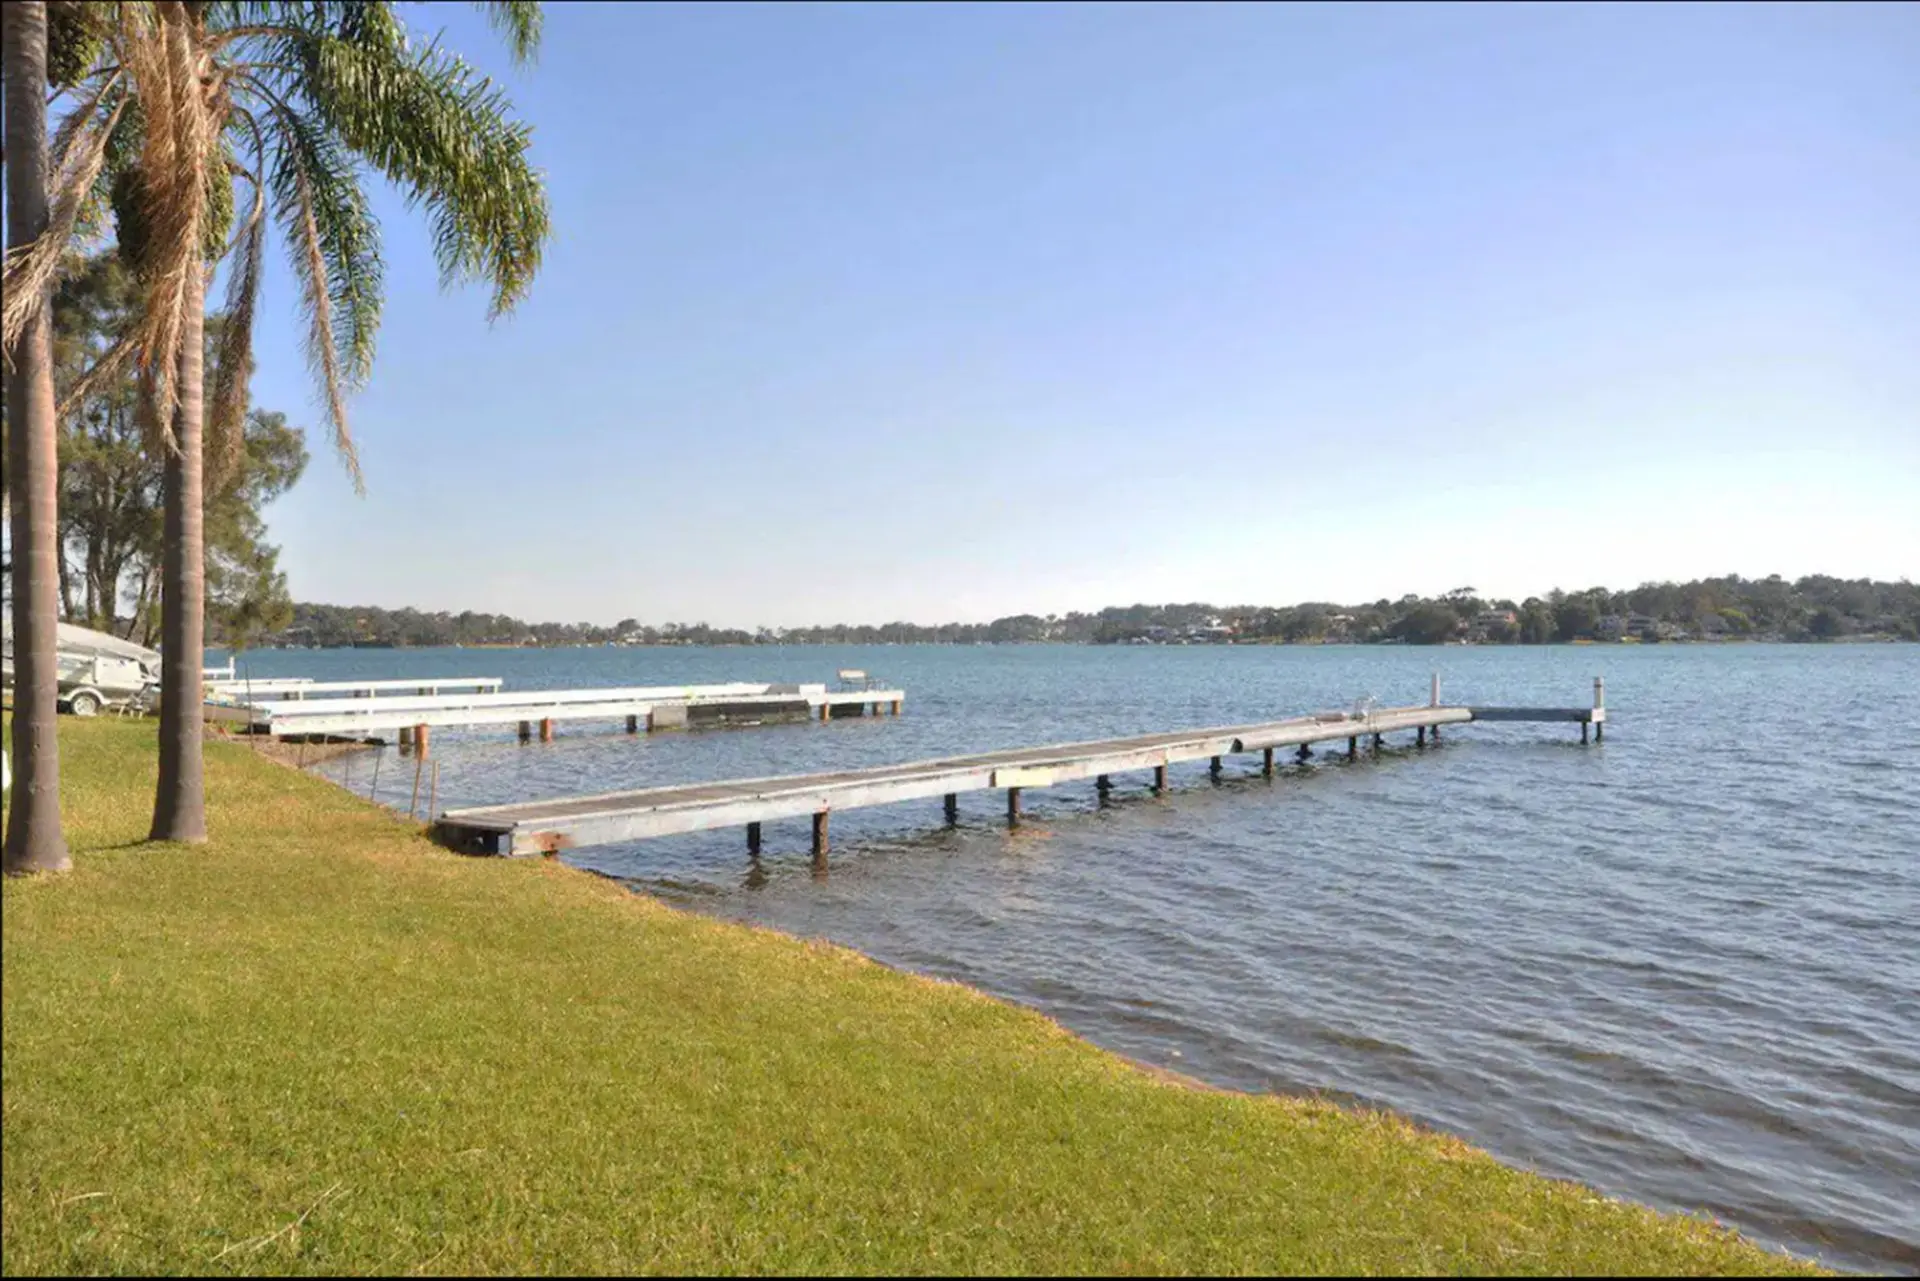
[1096,774,1112,798]
[1154,764,1168,793]
[893,699,903,715]
[1007,788,1021,826]
[1263,747,1274,777]
[1582,722,1589,744]
[1348,736,1358,761]
[944,793,958,824]
[414,724,430,757]
[1209,755,1222,782]
[811,811,830,864]
[1372,733,1383,755]
[398,726,414,752]
[626,714,639,734]
[747,821,762,856]
[1296,744,1311,763]
[821,702,832,723]
[540,718,554,743]
[518,721,531,743]
[1417,725,1427,748]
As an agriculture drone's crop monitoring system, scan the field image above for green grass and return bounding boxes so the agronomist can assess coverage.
[3,719,1825,1275]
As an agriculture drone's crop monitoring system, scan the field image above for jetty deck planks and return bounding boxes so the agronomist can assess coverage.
[433,685,1606,859]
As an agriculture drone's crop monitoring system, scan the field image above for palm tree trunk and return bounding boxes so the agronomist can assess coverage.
[149,272,207,843]
[3,0,72,876]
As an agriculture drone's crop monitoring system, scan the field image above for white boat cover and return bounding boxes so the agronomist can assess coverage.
[2,618,161,666]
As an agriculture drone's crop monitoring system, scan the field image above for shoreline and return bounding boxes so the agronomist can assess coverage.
[3,717,1830,1275]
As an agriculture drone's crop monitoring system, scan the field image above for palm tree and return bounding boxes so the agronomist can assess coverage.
[3,0,74,875]
[30,1,549,840]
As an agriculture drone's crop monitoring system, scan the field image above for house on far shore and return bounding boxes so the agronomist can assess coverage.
[1467,609,1517,643]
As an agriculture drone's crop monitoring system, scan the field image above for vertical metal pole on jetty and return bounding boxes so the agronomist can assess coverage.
[1430,672,1442,742]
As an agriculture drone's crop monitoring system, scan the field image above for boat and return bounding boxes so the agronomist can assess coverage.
[1,619,162,717]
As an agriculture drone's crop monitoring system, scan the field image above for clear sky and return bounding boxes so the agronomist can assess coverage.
[245,1,1920,628]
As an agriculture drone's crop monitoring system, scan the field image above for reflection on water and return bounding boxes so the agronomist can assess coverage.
[262,642,1920,1273]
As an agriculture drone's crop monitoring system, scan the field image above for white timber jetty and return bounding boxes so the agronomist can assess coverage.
[207,675,502,700]
[432,677,1606,860]
[242,677,905,751]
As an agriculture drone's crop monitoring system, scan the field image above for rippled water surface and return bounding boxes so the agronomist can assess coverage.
[252,643,1920,1272]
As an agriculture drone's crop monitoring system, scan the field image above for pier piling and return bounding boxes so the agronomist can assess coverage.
[1154,764,1168,793]
[944,793,959,824]
[812,811,830,864]
[747,821,762,856]
[1263,747,1274,777]
[1007,788,1022,825]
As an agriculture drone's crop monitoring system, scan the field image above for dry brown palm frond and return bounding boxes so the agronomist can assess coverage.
[0,88,126,368]
[292,165,363,493]
[121,0,213,453]
[56,328,142,422]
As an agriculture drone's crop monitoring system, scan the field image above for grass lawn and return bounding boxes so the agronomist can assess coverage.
[3,719,1824,1275]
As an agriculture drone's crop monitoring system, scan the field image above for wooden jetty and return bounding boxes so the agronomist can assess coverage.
[207,676,502,700]
[432,677,1606,860]
[252,680,906,751]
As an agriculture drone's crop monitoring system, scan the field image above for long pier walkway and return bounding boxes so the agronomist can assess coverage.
[255,680,905,750]
[432,678,1606,859]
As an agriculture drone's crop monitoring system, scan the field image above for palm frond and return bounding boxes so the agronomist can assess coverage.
[243,76,382,484]
[473,2,542,65]
[206,186,265,488]
[1,81,126,365]
[290,28,548,319]
[56,329,142,423]
[289,161,362,491]
[120,0,215,451]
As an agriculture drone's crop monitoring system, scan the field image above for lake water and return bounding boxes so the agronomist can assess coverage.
[229,642,1920,1273]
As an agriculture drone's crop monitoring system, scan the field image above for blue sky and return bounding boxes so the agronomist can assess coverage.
[246,1,1920,627]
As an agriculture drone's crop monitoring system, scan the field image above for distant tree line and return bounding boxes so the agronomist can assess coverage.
[263,576,1919,649]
